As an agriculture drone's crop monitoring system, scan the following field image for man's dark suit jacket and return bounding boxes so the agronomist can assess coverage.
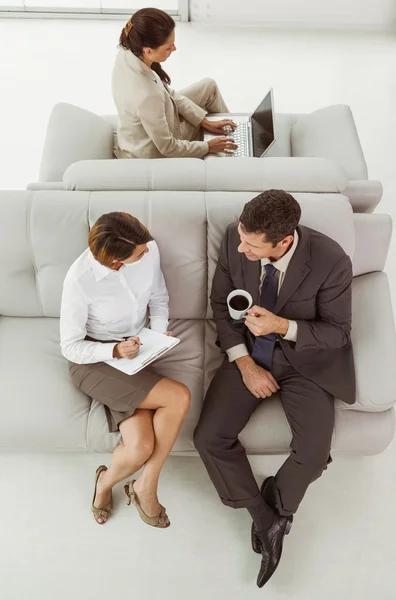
[210,223,356,404]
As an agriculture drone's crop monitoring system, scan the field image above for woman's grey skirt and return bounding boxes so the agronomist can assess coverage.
[68,338,162,432]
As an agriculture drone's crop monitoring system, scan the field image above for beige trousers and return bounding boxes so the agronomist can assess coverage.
[177,77,230,142]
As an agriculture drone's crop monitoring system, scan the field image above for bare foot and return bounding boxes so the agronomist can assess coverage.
[132,479,168,523]
[93,470,112,524]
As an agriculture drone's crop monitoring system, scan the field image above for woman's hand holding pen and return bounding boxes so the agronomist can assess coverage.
[113,337,141,359]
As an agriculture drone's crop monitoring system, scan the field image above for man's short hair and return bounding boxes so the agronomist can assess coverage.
[239,189,301,246]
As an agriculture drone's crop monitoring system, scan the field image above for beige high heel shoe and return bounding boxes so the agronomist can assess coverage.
[91,465,113,525]
[124,480,170,528]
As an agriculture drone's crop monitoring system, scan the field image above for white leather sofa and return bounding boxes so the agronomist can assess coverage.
[0,187,394,455]
[27,102,382,213]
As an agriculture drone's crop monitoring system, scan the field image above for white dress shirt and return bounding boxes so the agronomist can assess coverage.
[60,240,169,364]
[227,231,299,362]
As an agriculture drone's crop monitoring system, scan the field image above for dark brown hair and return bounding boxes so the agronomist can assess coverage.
[119,8,175,85]
[239,190,301,247]
[88,212,153,267]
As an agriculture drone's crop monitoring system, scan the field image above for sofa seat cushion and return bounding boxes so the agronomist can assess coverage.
[204,273,396,414]
[239,399,394,456]
[204,322,394,456]
[0,317,89,449]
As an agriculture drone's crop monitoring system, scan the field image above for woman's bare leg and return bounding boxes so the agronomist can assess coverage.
[131,378,191,518]
[94,408,155,523]
[94,377,190,522]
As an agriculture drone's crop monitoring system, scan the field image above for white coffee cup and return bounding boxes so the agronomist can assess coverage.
[227,289,253,320]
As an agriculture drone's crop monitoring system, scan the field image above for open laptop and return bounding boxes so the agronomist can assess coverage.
[203,88,275,158]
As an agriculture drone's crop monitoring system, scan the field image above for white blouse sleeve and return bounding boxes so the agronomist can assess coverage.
[60,274,116,364]
[148,242,169,334]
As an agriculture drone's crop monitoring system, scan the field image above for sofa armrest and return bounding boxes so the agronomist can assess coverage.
[352,213,392,277]
[340,273,396,412]
[333,408,395,455]
[343,180,383,213]
[291,105,368,181]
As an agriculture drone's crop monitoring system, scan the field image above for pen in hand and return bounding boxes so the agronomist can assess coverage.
[112,337,143,345]
[112,336,143,360]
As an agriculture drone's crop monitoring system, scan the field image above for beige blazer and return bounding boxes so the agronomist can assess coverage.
[112,49,209,159]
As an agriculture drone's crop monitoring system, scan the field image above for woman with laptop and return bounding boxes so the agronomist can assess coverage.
[112,7,238,159]
[60,211,190,528]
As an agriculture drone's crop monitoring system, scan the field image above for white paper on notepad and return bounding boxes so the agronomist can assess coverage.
[104,328,180,376]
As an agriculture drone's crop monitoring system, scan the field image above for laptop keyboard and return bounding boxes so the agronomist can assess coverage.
[225,122,249,157]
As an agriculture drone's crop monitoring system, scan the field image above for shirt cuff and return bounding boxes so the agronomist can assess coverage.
[226,343,249,362]
[283,320,298,342]
[150,316,168,334]
[94,342,117,362]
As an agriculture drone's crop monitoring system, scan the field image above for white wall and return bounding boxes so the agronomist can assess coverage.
[190,0,396,29]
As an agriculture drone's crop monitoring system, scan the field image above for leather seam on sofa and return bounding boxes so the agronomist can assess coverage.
[27,191,44,316]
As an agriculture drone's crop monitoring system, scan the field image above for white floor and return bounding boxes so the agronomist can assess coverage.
[0,18,396,600]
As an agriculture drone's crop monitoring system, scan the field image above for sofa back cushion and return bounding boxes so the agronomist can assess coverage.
[206,193,355,316]
[0,191,207,320]
[0,192,44,316]
[87,192,208,320]
[39,104,114,182]
[291,105,368,180]
[0,191,390,320]
[100,112,294,159]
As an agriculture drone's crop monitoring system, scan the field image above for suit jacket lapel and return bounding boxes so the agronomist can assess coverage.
[275,226,311,314]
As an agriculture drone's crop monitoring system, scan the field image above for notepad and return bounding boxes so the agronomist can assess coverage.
[104,328,180,376]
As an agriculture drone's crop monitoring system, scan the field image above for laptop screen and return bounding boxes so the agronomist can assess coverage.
[251,90,275,158]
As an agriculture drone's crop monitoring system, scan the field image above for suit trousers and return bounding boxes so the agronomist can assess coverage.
[177,78,229,142]
[194,346,335,516]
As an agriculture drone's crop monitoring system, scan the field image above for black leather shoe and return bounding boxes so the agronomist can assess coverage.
[256,512,293,588]
[251,477,293,554]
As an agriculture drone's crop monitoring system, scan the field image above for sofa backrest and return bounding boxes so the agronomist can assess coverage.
[0,191,391,320]
[62,157,348,194]
[37,103,368,185]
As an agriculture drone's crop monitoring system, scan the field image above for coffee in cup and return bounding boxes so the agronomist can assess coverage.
[229,295,250,311]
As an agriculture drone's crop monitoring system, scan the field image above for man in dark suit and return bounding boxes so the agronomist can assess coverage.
[194,190,355,588]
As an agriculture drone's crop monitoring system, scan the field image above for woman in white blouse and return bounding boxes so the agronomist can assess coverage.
[112,7,238,159]
[60,211,190,527]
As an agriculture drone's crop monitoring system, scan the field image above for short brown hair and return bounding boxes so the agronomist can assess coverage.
[239,190,301,246]
[88,212,153,267]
